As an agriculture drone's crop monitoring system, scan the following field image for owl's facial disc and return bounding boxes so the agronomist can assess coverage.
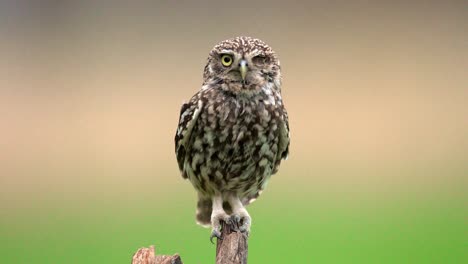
[204,37,281,94]
[216,53,274,94]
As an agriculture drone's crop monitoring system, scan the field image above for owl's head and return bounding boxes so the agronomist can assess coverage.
[203,36,281,94]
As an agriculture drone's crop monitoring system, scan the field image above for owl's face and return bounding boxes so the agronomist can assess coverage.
[203,36,281,94]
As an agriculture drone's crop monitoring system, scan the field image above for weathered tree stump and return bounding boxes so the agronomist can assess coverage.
[131,245,183,264]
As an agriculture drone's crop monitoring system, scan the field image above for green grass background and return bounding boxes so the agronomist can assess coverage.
[1,168,466,263]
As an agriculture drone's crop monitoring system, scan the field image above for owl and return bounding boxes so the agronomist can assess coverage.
[175,36,290,241]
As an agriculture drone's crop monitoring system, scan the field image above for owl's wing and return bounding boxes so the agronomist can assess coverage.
[242,107,290,206]
[175,93,204,179]
[279,109,290,160]
[274,107,290,174]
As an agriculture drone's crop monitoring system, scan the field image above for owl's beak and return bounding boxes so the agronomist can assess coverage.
[239,60,248,81]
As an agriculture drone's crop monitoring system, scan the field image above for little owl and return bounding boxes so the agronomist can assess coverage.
[175,36,290,241]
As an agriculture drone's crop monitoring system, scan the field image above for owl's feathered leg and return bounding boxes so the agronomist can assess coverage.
[228,194,251,234]
[210,194,231,243]
[195,193,212,227]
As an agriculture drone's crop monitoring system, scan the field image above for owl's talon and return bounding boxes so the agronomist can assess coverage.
[231,214,241,224]
[230,213,251,233]
[230,215,241,231]
[238,217,251,233]
[210,229,222,244]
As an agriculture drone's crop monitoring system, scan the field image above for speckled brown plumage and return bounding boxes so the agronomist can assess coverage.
[175,36,290,238]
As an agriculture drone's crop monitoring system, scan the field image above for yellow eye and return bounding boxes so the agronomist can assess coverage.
[221,54,233,66]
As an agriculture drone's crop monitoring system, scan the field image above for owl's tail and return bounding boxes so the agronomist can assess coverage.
[195,194,212,227]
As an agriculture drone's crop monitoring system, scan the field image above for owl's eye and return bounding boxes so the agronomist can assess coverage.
[221,54,233,67]
[252,55,269,65]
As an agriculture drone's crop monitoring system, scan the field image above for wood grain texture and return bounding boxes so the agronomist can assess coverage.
[216,221,249,264]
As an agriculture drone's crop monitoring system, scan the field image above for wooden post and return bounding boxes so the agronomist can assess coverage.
[215,221,249,264]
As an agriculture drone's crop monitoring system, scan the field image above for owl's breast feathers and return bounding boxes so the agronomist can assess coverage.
[175,85,289,193]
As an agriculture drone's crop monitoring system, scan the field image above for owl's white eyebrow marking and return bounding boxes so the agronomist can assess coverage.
[249,50,262,57]
[219,50,234,54]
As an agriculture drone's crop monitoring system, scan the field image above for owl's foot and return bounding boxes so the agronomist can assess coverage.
[227,194,252,234]
[210,194,231,243]
[210,211,231,243]
[230,208,251,234]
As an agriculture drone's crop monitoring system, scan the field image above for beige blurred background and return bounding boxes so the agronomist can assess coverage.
[0,0,466,210]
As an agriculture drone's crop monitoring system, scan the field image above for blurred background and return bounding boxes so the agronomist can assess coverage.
[0,0,466,263]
